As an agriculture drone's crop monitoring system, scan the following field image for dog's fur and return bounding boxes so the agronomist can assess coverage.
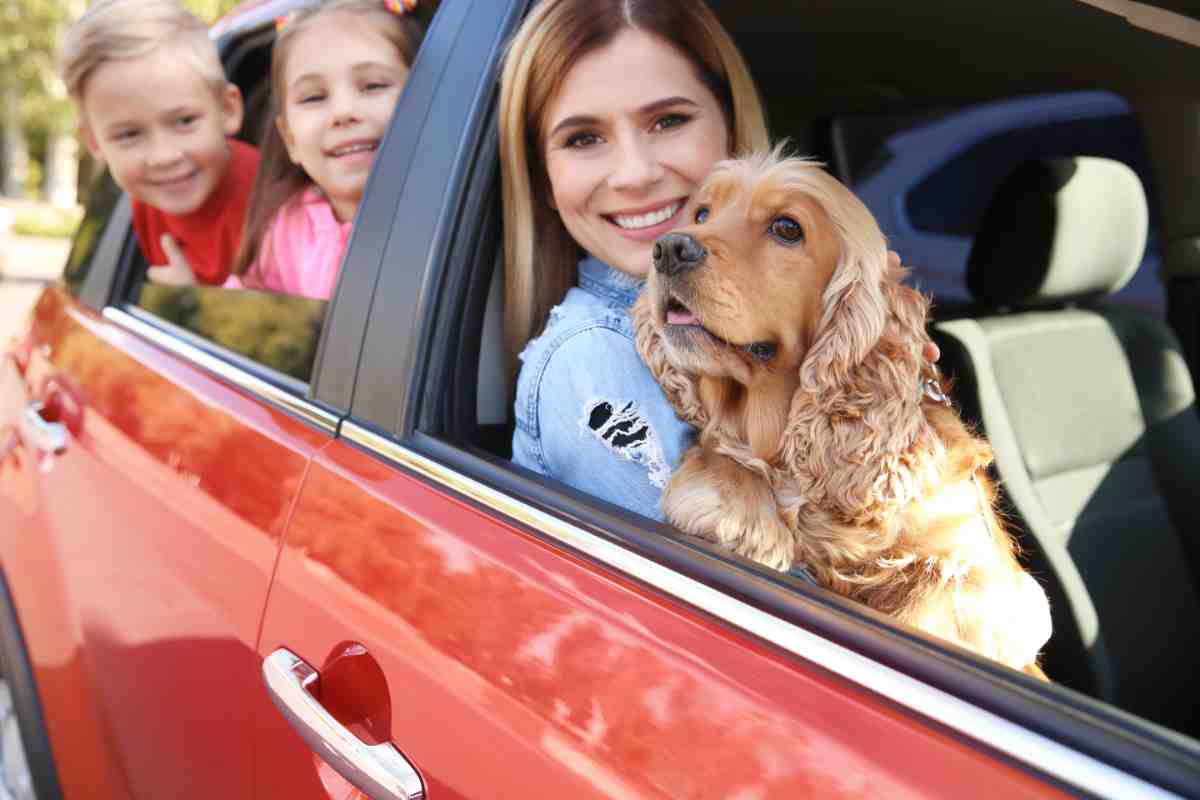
[632,150,1051,676]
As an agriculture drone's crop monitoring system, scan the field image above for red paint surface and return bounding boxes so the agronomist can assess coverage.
[0,287,328,799]
[256,439,1067,799]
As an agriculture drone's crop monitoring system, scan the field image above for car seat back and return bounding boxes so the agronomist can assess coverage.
[934,157,1200,735]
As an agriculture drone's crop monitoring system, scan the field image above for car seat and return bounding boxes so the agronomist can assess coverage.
[933,156,1200,736]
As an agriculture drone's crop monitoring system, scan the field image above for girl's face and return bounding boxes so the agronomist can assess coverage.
[277,12,409,222]
[541,28,731,279]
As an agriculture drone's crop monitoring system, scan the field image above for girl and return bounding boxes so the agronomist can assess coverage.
[228,0,424,300]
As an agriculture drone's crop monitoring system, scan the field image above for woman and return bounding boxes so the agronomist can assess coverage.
[500,0,930,529]
[501,0,766,523]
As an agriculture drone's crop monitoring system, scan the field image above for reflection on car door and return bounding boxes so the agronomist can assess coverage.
[6,285,330,799]
[253,430,1062,798]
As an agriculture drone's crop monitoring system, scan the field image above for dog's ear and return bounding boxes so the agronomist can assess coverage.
[631,291,710,428]
[782,252,934,525]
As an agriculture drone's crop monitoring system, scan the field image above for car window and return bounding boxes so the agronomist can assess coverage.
[832,91,1164,313]
[120,11,426,385]
[62,169,122,297]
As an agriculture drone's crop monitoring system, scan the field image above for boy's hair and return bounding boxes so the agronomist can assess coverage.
[232,0,425,279]
[61,0,226,106]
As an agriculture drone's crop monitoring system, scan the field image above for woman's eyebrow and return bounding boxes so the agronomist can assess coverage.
[547,96,701,140]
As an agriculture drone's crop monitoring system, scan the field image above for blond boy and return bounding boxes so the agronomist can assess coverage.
[62,0,260,285]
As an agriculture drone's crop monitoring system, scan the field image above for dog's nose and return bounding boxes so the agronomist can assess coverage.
[653,233,707,277]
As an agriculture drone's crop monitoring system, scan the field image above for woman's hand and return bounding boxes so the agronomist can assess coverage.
[888,250,940,364]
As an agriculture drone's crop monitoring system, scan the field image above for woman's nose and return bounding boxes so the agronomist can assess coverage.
[609,136,664,192]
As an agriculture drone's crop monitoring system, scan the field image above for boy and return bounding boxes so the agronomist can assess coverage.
[61,0,259,285]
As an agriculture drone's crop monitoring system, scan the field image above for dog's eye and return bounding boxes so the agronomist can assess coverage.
[694,205,709,224]
[744,341,777,362]
[768,216,804,245]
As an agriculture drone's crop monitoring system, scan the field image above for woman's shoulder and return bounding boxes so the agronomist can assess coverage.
[517,290,639,390]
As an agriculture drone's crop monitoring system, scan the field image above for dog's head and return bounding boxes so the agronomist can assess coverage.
[633,150,934,518]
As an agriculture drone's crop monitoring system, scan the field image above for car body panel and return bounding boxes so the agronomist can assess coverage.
[0,286,330,799]
[254,437,1065,798]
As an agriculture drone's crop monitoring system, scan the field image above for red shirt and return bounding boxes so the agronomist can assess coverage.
[131,138,260,286]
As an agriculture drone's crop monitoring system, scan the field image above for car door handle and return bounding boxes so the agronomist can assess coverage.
[22,402,68,455]
[262,648,425,800]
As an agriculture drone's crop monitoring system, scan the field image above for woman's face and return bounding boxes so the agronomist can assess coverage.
[541,28,731,278]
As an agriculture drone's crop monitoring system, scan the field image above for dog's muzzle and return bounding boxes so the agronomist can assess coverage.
[653,233,707,277]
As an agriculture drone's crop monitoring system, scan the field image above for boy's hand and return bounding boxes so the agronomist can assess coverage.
[147,234,198,286]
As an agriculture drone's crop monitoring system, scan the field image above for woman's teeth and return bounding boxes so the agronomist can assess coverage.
[612,201,681,230]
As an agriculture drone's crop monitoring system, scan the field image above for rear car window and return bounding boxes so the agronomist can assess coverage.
[832,90,1163,313]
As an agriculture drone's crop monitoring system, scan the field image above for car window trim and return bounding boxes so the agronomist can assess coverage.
[103,306,340,434]
[340,419,1190,800]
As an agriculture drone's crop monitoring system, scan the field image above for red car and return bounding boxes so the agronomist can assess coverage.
[2,0,1198,797]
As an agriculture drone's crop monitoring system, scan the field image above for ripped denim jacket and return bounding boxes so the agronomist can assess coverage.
[512,256,693,522]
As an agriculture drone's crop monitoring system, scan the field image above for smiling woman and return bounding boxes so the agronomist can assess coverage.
[499,0,769,526]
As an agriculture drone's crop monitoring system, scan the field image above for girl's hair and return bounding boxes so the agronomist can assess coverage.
[498,0,769,378]
[232,0,424,278]
[62,0,224,103]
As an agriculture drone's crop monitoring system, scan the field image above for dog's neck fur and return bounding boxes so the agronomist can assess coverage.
[696,370,800,461]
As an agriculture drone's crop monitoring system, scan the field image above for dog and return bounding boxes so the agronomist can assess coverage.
[632,150,1051,677]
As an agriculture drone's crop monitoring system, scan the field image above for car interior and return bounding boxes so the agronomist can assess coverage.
[115,0,1200,743]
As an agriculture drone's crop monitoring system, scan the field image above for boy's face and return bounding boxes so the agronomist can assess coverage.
[81,48,243,217]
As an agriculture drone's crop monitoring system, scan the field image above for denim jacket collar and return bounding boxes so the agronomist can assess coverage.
[577,256,644,309]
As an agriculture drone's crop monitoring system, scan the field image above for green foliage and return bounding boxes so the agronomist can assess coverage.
[136,283,328,381]
[180,0,244,23]
[12,203,81,238]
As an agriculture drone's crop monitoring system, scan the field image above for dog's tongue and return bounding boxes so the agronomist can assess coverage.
[667,308,700,326]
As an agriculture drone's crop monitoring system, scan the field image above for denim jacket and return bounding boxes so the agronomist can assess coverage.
[512,256,694,522]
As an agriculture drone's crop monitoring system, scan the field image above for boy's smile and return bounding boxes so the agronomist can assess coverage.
[81,48,243,217]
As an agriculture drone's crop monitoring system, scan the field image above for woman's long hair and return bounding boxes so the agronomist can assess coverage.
[498,0,770,383]
[232,0,424,278]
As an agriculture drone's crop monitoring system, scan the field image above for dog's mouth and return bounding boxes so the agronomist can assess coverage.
[662,293,778,363]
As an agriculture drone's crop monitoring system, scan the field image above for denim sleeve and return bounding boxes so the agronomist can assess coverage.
[512,324,693,523]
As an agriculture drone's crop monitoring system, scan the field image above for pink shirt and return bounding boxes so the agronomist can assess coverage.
[227,188,351,300]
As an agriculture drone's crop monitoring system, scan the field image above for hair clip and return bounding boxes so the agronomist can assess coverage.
[384,0,417,13]
[274,11,297,32]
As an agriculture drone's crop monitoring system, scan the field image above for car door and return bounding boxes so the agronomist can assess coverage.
[248,2,1168,797]
[0,24,359,797]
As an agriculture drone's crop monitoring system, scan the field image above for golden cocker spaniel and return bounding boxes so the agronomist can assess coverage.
[632,150,1051,677]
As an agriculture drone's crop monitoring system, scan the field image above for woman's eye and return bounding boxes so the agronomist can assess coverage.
[744,341,777,362]
[694,205,709,224]
[768,216,805,244]
[364,80,392,91]
[564,131,601,149]
[654,113,690,132]
[113,129,140,143]
[297,93,324,105]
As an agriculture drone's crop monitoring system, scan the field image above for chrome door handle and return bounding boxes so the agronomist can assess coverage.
[262,648,425,800]
[22,402,67,455]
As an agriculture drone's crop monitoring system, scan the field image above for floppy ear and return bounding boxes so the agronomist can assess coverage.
[782,245,934,526]
[631,291,709,429]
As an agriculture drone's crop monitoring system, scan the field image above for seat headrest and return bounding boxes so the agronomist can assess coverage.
[966,157,1148,307]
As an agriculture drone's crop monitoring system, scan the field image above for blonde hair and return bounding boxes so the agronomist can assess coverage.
[232,0,424,279]
[61,0,225,106]
[499,0,769,378]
